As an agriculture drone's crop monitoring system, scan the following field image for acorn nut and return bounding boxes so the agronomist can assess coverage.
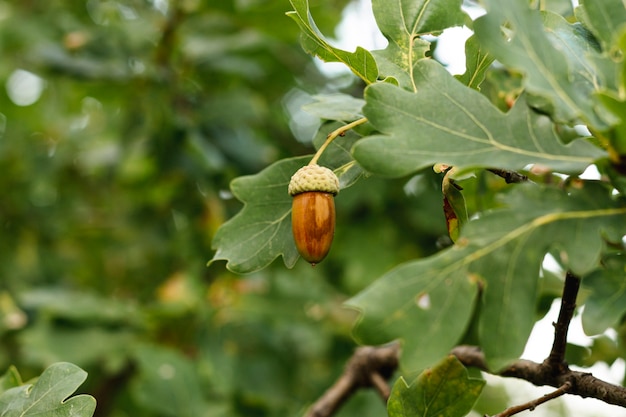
[288,164,340,265]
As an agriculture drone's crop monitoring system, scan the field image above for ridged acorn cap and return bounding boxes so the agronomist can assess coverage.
[288,164,340,196]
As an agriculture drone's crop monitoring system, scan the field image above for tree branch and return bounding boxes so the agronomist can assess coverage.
[309,272,626,417]
[304,343,400,417]
[486,168,529,183]
[545,271,580,372]
[489,382,571,417]
[451,346,626,408]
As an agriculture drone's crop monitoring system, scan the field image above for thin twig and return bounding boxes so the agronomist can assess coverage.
[545,271,580,372]
[489,382,572,417]
[487,168,529,183]
[370,372,392,400]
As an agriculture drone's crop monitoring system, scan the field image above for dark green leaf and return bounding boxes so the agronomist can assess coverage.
[474,2,606,127]
[209,156,306,273]
[0,363,96,417]
[287,0,378,84]
[353,60,604,178]
[577,0,626,51]
[387,355,485,417]
[348,183,626,371]
[371,0,465,90]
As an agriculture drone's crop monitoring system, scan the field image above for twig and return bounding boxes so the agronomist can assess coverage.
[489,382,571,417]
[304,343,400,417]
[545,271,580,372]
[487,168,529,183]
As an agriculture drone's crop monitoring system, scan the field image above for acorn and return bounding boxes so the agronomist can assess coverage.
[288,164,340,265]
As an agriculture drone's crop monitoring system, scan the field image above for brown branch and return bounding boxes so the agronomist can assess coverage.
[451,346,626,408]
[310,273,624,417]
[487,168,529,183]
[545,271,580,372]
[304,343,400,417]
[489,382,571,417]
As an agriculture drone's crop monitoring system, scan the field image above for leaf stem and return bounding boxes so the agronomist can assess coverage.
[309,117,368,166]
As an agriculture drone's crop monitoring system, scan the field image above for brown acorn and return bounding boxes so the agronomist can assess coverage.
[288,164,340,265]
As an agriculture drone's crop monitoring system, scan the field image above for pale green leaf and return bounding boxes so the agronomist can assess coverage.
[544,0,575,17]
[577,0,626,52]
[0,367,22,395]
[348,183,626,371]
[302,94,365,121]
[0,363,96,417]
[287,0,378,84]
[454,35,495,90]
[387,356,485,417]
[474,1,606,127]
[352,60,604,178]
[371,0,465,90]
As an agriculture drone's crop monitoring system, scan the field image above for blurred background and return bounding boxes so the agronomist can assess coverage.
[0,1,449,416]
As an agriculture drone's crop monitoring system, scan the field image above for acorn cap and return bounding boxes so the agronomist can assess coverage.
[288,164,340,196]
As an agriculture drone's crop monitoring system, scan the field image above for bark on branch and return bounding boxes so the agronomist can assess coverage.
[304,343,400,417]
[306,272,626,416]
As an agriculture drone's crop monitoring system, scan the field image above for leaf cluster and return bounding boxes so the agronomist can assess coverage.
[212,0,626,414]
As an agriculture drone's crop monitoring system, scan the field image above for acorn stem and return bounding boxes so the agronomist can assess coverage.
[309,117,368,166]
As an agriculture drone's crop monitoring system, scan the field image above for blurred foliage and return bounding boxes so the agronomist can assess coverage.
[0,1,450,416]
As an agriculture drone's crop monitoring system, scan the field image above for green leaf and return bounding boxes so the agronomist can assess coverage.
[582,255,626,335]
[353,60,604,178]
[0,363,96,417]
[348,183,626,371]
[594,27,626,154]
[0,367,22,395]
[474,1,605,127]
[209,156,306,273]
[210,140,364,273]
[454,35,495,90]
[387,356,485,417]
[577,0,626,52]
[371,0,465,90]
[302,94,365,121]
[286,0,378,84]
[131,345,214,417]
[347,251,478,372]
